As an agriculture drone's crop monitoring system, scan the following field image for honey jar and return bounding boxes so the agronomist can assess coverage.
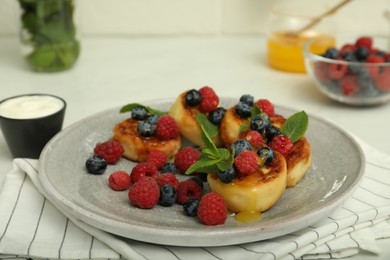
[266,0,336,73]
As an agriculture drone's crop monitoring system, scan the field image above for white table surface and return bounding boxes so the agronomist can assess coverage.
[0,35,389,259]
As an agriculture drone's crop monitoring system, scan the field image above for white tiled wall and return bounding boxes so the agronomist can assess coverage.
[1,0,389,36]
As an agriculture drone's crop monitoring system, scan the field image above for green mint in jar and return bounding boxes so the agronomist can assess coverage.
[19,0,80,72]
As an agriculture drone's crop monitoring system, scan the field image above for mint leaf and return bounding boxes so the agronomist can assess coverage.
[119,103,166,115]
[195,113,218,138]
[217,161,233,172]
[196,114,219,156]
[251,104,261,118]
[239,123,248,133]
[185,113,234,175]
[185,158,221,175]
[217,148,230,161]
[281,111,309,142]
[216,150,234,172]
[201,147,218,158]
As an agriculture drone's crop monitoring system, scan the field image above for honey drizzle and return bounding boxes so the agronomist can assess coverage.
[235,211,262,223]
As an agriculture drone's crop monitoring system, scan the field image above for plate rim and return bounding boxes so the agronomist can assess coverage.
[38,97,366,247]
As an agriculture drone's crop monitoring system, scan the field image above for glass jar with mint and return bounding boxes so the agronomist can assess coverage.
[18,0,80,72]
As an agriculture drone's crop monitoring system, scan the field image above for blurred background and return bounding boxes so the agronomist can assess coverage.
[0,0,388,37]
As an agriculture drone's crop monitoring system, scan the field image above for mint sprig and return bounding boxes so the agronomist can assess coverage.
[195,113,219,141]
[281,111,309,142]
[119,103,166,115]
[185,114,234,175]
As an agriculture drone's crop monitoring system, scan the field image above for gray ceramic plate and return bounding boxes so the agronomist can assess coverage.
[38,98,365,247]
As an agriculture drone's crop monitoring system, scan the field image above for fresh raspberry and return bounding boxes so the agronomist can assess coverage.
[374,71,390,91]
[366,55,385,63]
[314,61,330,83]
[269,134,293,157]
[198,86,219,113]
[383,53,390,62]
[328,58,347,80]
[130,162,158,183]
[197,192,227,225]
[369,48,383,56]
[233,150,259,177]
[174,146,201,173]
[146,149,168,169]
[176,179,203,204]
[339,44,355,56]
[244,130,264,150]
[365,56,383,79]
[355,36,373,50]
[94,140,124,164]
[339,75,360,96]
[155,115,179,140]
[108,171,131,191]
[156,173,180,190]
[255,99,275,117]
[128,177,159,209]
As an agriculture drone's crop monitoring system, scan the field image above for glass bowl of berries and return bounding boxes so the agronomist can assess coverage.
[303,35,390,105]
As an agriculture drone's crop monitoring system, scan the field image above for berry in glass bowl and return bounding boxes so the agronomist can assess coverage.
[303,36,390,106]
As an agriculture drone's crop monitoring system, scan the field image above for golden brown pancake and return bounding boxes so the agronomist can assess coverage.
[270,117,312,187]
[219,105,311,188]
[112,118,182,162]
[219,106,249,148]
[284,136,311,187]
[207,151,287,213]
[169,92,222,147]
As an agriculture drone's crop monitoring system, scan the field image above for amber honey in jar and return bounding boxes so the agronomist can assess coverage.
[266,0,336,73]
[267,31,335,73]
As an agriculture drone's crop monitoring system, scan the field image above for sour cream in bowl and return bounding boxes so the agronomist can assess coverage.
[0,94,65,119]
[0,94,66,158]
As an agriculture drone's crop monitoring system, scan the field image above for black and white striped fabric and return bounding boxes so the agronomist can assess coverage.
[0,138,390,260]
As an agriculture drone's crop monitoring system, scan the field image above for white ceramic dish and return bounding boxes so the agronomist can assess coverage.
[38,97,365,247]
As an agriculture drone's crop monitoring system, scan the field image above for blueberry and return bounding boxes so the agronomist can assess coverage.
[85,156,107,175]
[354,46,369,61]
[239,94,254,106]
[322,48,339,59]
[356,69,373,86]
[235,101,252,118]
[131,106,148,120]
[146,114,160,125]
[208,107,226,125]
[183,198,200,217]
[218,167,236,183]
[357,69,379,97]
[160,162,178,174]
[189,176,204,190]
[257,147,275,166]
[375,50,387,57]
[197,172,208,182]
[185,89,202,106]
[137,121,156,137]
[343,55,361,74]
[264,125,281,142]
[231,139,251,157]
[250,112,270,135]
[340,51,355,60]
[159,184,177,207]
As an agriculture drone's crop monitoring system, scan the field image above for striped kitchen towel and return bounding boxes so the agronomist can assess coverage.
[0,138,390,260]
